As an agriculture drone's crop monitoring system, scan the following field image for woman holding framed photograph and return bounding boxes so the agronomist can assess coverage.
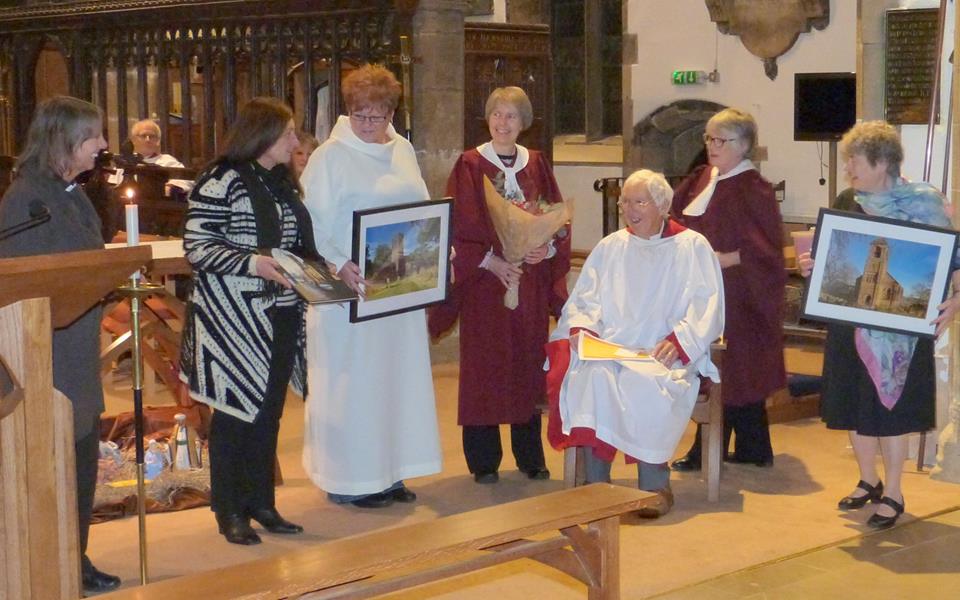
[800,120,960,529]
[300,64,441,508]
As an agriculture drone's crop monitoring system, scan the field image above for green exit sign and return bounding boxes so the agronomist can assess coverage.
[672,70,706,85]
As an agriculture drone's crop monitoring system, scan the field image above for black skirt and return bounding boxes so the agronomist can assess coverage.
[820,323,935,436]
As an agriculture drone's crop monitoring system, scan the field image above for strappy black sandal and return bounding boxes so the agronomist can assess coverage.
[867,496,905,529]
[838,479,883,510]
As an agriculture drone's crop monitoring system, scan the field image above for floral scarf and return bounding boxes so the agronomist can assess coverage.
[854,180,951,410]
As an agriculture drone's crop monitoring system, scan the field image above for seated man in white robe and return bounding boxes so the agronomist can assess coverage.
[114,119,193,193]
[546,169,724,517]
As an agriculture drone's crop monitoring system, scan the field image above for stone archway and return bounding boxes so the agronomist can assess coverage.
[628,99,726,184]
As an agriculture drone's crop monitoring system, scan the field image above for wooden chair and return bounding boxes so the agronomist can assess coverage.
[563,343,725,503]
[100,484,655,600]
[690,374,722,502]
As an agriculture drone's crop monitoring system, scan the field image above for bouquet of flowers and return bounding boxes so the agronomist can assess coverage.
[482,175,571,310]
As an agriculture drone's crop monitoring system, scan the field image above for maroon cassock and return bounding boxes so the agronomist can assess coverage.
[671,165,786,406]
[428,148,571,425]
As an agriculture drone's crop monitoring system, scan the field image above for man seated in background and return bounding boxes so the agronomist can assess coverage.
[546,169,724,518]
[124,118,193,194]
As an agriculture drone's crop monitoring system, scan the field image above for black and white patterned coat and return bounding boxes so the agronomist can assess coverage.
[179,162,307,422]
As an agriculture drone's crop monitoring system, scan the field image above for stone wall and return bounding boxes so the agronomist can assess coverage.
[413,0,466,197]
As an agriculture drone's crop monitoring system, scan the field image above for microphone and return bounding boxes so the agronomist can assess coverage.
[28,200,49,220]
[0,201,52,242]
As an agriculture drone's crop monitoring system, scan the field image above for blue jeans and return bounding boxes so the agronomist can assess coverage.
[582,449,670,491]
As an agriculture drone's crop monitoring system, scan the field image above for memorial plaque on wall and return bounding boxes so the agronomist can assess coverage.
[885,8,940,125]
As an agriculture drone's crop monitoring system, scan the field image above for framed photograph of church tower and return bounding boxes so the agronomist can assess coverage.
[802,209,958,337]
[350,198,453,323]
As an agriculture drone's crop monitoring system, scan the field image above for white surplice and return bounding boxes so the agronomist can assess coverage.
[300,116,442,495]
[550,225,725,463]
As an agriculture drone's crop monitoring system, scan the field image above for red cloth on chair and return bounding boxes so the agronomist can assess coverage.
[544,338,634,463]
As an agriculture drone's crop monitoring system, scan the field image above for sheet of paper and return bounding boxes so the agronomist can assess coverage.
[577,332,652,361]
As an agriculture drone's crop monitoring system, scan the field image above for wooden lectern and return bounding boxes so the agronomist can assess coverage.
[0,246,150,600]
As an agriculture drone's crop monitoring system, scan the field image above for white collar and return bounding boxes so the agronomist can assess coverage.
[329,115,398,158]
[682,159,756,217]
[477,142,529,200]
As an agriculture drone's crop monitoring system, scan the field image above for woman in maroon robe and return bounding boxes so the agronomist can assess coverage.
[670,107,786,469]
[429,87,571,483]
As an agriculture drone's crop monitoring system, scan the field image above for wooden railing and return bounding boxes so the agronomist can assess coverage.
[0,0,416,165]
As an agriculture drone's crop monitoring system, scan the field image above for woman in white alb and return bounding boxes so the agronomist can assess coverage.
[300,64,441,508]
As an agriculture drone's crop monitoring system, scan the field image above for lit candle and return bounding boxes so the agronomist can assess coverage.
[124,188,139,247]
[124,188,140,281]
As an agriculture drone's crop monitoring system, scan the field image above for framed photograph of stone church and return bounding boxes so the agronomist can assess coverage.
[350,198,453,323]
[802,209,958,338]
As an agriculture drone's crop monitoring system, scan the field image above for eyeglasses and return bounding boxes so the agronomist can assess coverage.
[349,113,389,124]
[618,197,654,209]
[134,133,159,140]
[702,134,738,147]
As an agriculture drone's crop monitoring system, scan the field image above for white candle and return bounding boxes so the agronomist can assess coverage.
[124,190,139,247]
[124,190,140,280]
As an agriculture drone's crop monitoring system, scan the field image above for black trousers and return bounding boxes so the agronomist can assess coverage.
[462,412,546,475]
[683,400,773,463]
[75,421,100,566]
[209,306,298,517]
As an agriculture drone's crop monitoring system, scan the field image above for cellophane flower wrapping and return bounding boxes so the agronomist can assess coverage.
[482,175,571,309]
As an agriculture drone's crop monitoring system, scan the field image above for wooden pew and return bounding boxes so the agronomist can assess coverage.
[101,483,654,600]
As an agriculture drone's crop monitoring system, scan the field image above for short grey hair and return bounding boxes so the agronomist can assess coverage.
[484,86,534,130]
[707,107,758,158]
[622,169,673,216]
[130,119,161,140]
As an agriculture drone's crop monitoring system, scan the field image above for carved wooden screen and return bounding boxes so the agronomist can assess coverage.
[0,0,415,166]
[464,22,553,161]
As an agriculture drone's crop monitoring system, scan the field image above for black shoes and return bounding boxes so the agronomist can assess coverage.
[867,496,905,529]
[81,562,121,594]
[217,513,262,545]
[838,480,884,510]
[350,492,394,508]
[473,471,499,484]
[522,467,551,480]
[347,486,417,508]
[725,455,774,468]
[390,486,418,503]
[674,453,772,470]
[670,454,701,472]
[249,507,304,534]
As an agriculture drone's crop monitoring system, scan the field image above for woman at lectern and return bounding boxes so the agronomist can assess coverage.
[179,97,315,545]
[0,96,120,593]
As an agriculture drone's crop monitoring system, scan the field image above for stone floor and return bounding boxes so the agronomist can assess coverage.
[89,333,960,598]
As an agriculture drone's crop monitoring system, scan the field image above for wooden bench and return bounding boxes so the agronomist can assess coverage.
[101,483,655,600]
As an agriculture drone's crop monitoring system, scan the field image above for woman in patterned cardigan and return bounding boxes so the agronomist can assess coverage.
[179,97,318,545]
